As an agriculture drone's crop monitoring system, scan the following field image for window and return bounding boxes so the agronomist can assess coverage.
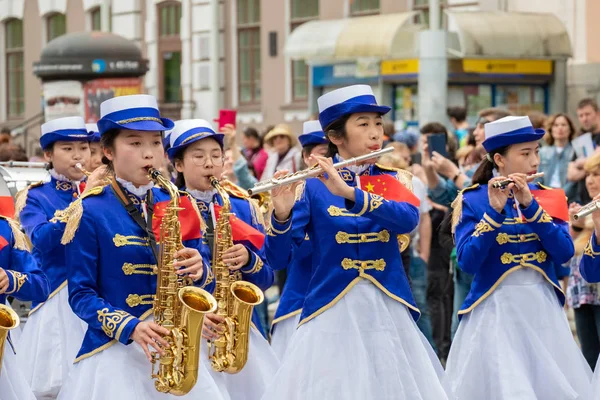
[290,0,318,101]
[47,13,66,42]
[5,19,24,118]
[351,0,379,15]
[91,7,101,30]
[238,0,261,104]
[158,2,182,103]
[413,0,455,28]
[159,3,181,37]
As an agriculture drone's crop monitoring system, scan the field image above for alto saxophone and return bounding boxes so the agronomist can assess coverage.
[147,167,218,395]
[207,176,264,374]
[0,304,19,375]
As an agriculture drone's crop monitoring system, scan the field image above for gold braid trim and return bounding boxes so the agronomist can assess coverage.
[61,186,105,245]
[14,181,44,220]
[3,217,31,251]
[294,180,306,203]
[247,197,265,228]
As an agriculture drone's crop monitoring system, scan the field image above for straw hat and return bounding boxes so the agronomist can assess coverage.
[263,124,298,147]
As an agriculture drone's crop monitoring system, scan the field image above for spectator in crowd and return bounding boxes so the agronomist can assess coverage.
[0,127,11,144]
[383,121,395,145]
[527,110,548,130]
[567,151,600,370]
[538,113,577,198]
[261,124,301,181]
[447,106,469,148]
[222,124,258,189]
[0,143,27,162]
[241,127,268,180]
[29,147,45,163]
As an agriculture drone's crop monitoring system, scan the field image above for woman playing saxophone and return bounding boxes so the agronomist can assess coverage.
[57,95,225,400]
[167,119,278,400]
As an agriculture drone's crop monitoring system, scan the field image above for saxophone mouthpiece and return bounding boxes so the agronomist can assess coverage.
[209,176,219,188]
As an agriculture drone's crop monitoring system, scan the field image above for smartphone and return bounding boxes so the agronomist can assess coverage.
[427,133,448,158]
[216,109,237,131]
[411,153,422,165]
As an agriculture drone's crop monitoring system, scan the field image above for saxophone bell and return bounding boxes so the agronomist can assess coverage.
[0,304,19,376]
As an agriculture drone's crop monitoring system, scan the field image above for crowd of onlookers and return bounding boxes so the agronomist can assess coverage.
[4,98,600,368]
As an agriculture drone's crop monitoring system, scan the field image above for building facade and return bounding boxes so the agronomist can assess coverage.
[0,0,599,154]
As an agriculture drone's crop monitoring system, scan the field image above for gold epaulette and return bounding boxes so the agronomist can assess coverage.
[182,191,207,236]
[60,186,105,245]
[14,181,44,219]
[221,180,250,199]
[451,183,480,234]
[0,216,31,251]
[375,164,413,192]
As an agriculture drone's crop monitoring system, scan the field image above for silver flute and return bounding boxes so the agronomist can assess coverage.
[574,201,600,220]
[491,172,545,189]
[247,147,394,195]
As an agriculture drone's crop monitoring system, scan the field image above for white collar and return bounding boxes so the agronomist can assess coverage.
[49,169,81,185]
[337,154,370,175]
[116,177,154,198]
[187,188,217,203]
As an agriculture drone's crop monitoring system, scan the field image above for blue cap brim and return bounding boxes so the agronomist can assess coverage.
[167,133,225,160]
[299,133,328,147]
[98,117,175,136]
[319,103,391,131]
[40,131,94,150]
[483,129,545,153]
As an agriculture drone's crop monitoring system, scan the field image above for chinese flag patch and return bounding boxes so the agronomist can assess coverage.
[358,174,420,207]
[530,189,569,222]
[213,204,265,250]
[152,196,202,241]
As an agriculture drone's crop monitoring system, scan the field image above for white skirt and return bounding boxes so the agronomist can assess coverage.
[592,358,600,400]
[203,327,280,400]
[260,280,447,400]
[16,286,86,399]
[270,313,300,362]
[1,328,36,400]
[444,268,593,400]
[57,334,226,400]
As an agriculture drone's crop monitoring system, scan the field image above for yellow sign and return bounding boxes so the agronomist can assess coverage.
[462,59,553,75]
[381,59,419,76]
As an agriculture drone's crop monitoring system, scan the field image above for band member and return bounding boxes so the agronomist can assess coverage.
[86,123,103,171]
[57,95,224,400]
[263,85,446,400]
[268,120,327,361]
[0,217,49,400]
[168,119,278,400]
[445,116,592,399]
[16,116,92,398]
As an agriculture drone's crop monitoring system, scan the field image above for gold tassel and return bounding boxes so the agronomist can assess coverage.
[14,181,43,220]
[248,197,265,228]
[3,217,31,251]
[294,180,306,203]
[451,192,464,234]
[60,186,104,245]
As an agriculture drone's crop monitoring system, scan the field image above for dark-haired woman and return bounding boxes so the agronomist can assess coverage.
[444,116,592,399]
[16,116,91,399]
[262,85,446,400]
[242,127,268,180]
[168,118,278,400]
[57,95,225,400]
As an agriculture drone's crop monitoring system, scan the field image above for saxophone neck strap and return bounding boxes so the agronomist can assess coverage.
[110,178,159,263]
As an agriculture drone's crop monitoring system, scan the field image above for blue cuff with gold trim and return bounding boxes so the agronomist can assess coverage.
[241,250,263,275]
[270,213,292,235]
[345,188,369,216]
[585,232,600,258]
[97,307,140,345]
[4,270,27,295]
[520,199,542,222]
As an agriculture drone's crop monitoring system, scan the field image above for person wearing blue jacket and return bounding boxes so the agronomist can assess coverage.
[16,116,92,398]
[168,118,278,400]
[0,216,50,400]
[444,116,592,399]
[57,95,225,400]
[268,120,328,362]
[261,85,446,400]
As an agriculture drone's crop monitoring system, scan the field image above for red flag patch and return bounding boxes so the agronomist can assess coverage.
[152,196,202,242]
[531,189,569,222]
[213,204,265,250]
[358,174,420,207]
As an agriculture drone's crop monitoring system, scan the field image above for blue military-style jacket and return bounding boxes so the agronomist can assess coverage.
[18,176,84,312]
[454,182,574,317]
[65,184,210,363]
[267,163,420,327]
[185,181,274,336]
[580,232,600,283]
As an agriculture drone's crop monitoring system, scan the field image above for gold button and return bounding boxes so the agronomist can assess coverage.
[360,234,367,242]
[520,259,526,266]
[361,262,368,269]
[73,193,78,198]
[519,234,526,242]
